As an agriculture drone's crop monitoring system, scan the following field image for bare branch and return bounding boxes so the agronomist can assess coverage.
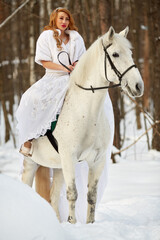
[113,120,160,156]
[124,92,154,125]
[0,0,30,29]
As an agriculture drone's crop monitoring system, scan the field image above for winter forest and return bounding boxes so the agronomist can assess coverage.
[0,0,160,154]
[0,0,160,240]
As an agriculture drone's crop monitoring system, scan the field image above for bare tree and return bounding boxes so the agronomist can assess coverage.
[0,0,159,152]
[148,0,160,150]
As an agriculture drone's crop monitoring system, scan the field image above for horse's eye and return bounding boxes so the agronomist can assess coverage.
[112,52,119,57]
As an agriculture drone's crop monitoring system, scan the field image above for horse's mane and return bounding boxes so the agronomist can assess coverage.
[70,32,132,87]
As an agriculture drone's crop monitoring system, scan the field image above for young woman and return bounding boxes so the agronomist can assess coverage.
[16,7,85,156]
[16,8,114,223]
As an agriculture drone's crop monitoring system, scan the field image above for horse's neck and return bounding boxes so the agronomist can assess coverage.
[67,42,108,120]
[71,39,108,88]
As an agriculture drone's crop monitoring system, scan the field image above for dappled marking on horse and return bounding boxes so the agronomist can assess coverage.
[22,27,144,224]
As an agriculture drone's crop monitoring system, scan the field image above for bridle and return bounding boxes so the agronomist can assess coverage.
[57,41,137,93]
[102,41,137,86]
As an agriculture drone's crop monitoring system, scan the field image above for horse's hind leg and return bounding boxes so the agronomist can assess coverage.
[87,159,106,223]
[50,169,64,222]
[22,157,39,187]
[35,166,51,202]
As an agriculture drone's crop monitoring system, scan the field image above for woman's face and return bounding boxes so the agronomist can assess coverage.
[56,12,70,31]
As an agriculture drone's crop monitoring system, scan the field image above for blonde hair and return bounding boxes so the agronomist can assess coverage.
[44,8,78,50]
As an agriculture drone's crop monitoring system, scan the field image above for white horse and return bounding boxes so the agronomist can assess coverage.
[22,27,144,224]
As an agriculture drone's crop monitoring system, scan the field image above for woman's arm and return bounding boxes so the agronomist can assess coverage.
[41,61,74,73]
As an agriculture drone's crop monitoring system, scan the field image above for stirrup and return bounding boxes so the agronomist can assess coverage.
[19,142,33,157]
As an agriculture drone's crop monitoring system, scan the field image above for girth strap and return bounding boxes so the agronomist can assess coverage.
[45,130,59,153]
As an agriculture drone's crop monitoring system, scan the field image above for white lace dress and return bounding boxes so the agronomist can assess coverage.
[16,29,86,146]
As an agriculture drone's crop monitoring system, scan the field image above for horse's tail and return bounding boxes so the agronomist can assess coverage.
[35,166,51,202]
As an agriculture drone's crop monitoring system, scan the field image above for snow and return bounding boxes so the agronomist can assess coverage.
[0,96,160,240]
[0,140,160,240]
[0,174,70,240]
[62,155,160,240]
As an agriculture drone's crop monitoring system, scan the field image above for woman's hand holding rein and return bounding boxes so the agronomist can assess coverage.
[65,64,74,72]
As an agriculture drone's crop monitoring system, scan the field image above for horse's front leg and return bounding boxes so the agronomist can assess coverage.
[61,154,77,224]
[22,157,39,187]
[87,158,106,223]
[66,178,77,224]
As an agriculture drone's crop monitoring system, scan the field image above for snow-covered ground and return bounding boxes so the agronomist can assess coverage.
[0,140,160,240]
[0,95,159,239]
[0,174,71,240]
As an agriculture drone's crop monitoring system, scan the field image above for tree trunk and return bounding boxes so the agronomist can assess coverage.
[142,2,150,110]
[149,0,160,150]
[29,1,36,86]
[130,0,142,129]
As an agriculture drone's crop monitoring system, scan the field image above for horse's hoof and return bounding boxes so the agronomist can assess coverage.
[86,218,95,224]
[68,216,76,224]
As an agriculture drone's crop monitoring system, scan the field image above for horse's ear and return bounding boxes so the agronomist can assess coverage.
[119,26,129,38]
[108,26,115,40]
[103,26,115,44]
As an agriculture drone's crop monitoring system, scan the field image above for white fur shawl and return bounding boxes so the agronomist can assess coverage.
[35,29,86,73]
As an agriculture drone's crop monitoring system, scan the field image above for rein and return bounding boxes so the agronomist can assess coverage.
[57,51,72,72]
[57,43,137,93]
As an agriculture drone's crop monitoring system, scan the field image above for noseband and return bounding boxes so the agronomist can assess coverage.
[58,42,137,93]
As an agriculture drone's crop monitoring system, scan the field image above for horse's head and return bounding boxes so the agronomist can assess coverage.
[101,27,144,97]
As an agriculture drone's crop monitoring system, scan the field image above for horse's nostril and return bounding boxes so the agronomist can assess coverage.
[136,83,141,92]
